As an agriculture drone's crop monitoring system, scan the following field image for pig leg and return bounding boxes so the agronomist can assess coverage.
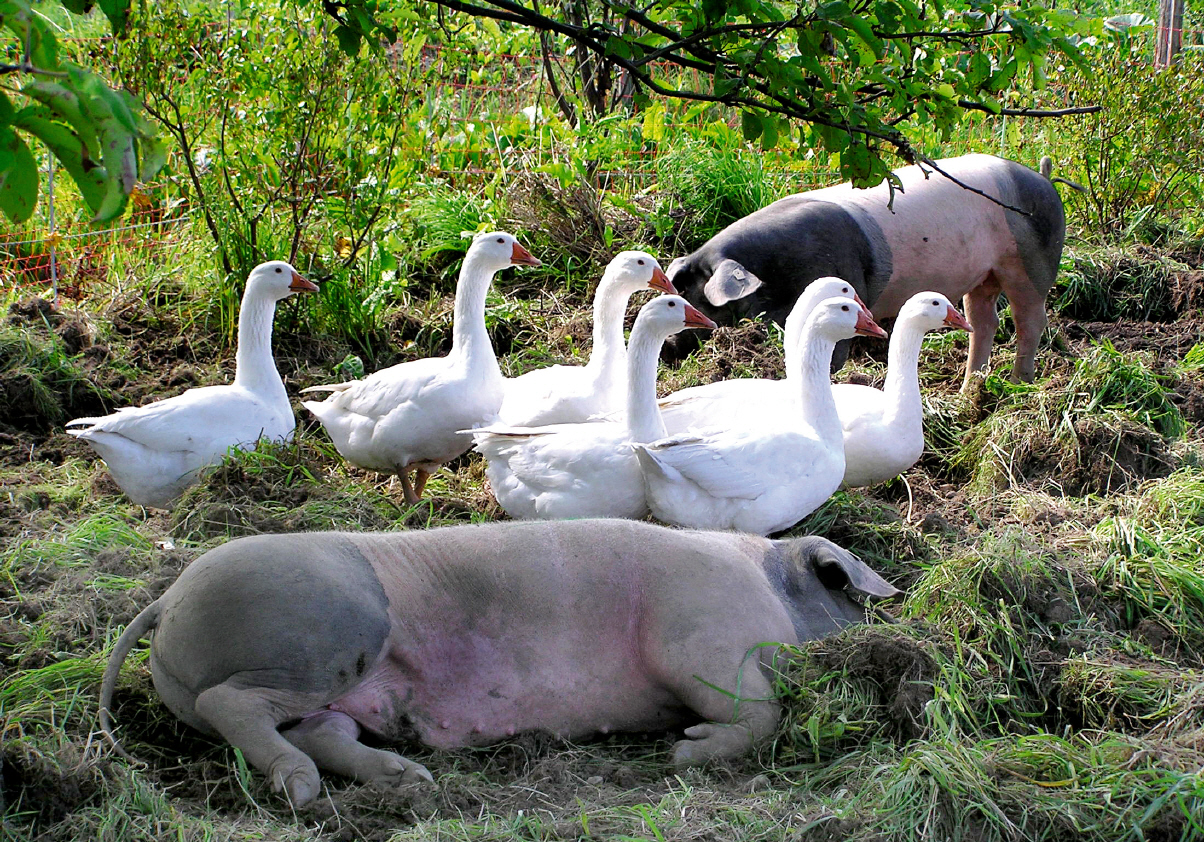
[194,683,324,806]
[962,275,1002,391]
[282,710,434,789]
[664,648,782,767]
[995,258,1049,384]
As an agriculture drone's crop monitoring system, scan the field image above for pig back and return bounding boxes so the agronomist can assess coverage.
[812,154,1064,316]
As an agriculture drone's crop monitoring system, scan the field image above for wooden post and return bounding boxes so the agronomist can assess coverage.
[1155,0,1185,66]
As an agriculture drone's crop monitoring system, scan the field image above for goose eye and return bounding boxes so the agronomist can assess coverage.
[497,237,505,244]
[841,304,850,311]
[638,259,645,265]
[275,267,282,273]
[668,300,676,307]
[842,287,849,293]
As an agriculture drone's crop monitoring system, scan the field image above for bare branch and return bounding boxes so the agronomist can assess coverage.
[957,99,1103,117]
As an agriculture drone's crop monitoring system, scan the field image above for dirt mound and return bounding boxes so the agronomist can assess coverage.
[1,743,103,830]
[1063,319,1203,360]
[169,441,398,541]
[815,630,938,741]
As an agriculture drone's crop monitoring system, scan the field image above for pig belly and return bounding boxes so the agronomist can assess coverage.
[326,638,685,748]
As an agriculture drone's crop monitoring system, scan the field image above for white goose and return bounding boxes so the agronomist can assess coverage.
[497,251,675,427]
[635,298,887,536]
[66,261,318,508]
[836,291,971,487]
[302,232,540,504]
[656,277,860,434]
[469,295,716,520]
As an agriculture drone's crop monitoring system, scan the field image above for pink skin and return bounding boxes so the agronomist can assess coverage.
[805,155,1058,387]
[103,522,897,807]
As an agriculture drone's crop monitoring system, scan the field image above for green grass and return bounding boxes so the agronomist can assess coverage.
[4,8,1204,840]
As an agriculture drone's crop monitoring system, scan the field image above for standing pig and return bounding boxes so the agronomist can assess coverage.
[100,519,898,806]
[667,154,1066,387]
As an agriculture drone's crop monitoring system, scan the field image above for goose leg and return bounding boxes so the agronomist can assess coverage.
[399,471,420,506]
[413,469,432,499]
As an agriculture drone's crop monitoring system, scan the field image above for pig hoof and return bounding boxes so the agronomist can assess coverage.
[671,723,752,768]
[272,763,321,807]
[367,753,435,790]
[401,763,434,784]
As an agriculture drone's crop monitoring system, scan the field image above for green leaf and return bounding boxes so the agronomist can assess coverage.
[0,91,14,124]
[605,35,631,61]
[844,16,883,60]
[11,104,109,213]
[23,80,101,162]
[741,109,763,142]
[0,124,38,223]
[59,0,93,13]
[334,24,362,55]
[72,70,138,194]
[641,101,667,142]
[760,115,778,149]
[96,0,129,33]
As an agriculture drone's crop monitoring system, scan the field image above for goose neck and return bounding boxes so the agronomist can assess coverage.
[233,288,285,398]
[585,282,630,387]
[794,332,842,444]
[450,252,499,371]
[882,321,925,425]
[624,325,668,442]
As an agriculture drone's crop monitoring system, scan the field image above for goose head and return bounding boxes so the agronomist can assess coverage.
[897,291,973,333]
[246,261,318,302]
[469,231,542,272]
[808,297,888,343]
[601,251,676,297]
[787,276,861,333]
[633,294,717,342]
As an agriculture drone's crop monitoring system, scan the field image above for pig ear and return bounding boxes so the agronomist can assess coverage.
[666,256,689,282]
[800,537,900,599]
[703,259,763,306]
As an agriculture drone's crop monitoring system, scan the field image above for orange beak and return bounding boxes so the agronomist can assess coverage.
[853,292,867,308]
[510,241,542,267]
[944,304,973,332]
[854,305,888,339]
[683,303,718,330]
[649,266,677,294]
[290,271,319,293]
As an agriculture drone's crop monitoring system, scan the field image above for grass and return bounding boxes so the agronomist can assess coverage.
[4,13,1204,841]
[5,248,1204,840]
[652,135,795,247]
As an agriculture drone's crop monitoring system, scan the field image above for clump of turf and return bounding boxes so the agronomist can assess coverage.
[1053,246,1188,322]
[953,343,1183,498]
[0,322,112,434]
[169,438,405,543]
[774,625,941,764]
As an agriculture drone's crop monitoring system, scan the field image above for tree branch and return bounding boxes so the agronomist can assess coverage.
[957,99,1103,117]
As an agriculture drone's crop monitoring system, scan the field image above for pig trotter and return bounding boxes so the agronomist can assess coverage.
[194,684,322,807]
[671,722,757,767]
[282,711,434,791]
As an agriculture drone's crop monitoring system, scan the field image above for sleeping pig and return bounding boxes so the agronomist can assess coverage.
[666,153,1067,387]
[99,519,898,806]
